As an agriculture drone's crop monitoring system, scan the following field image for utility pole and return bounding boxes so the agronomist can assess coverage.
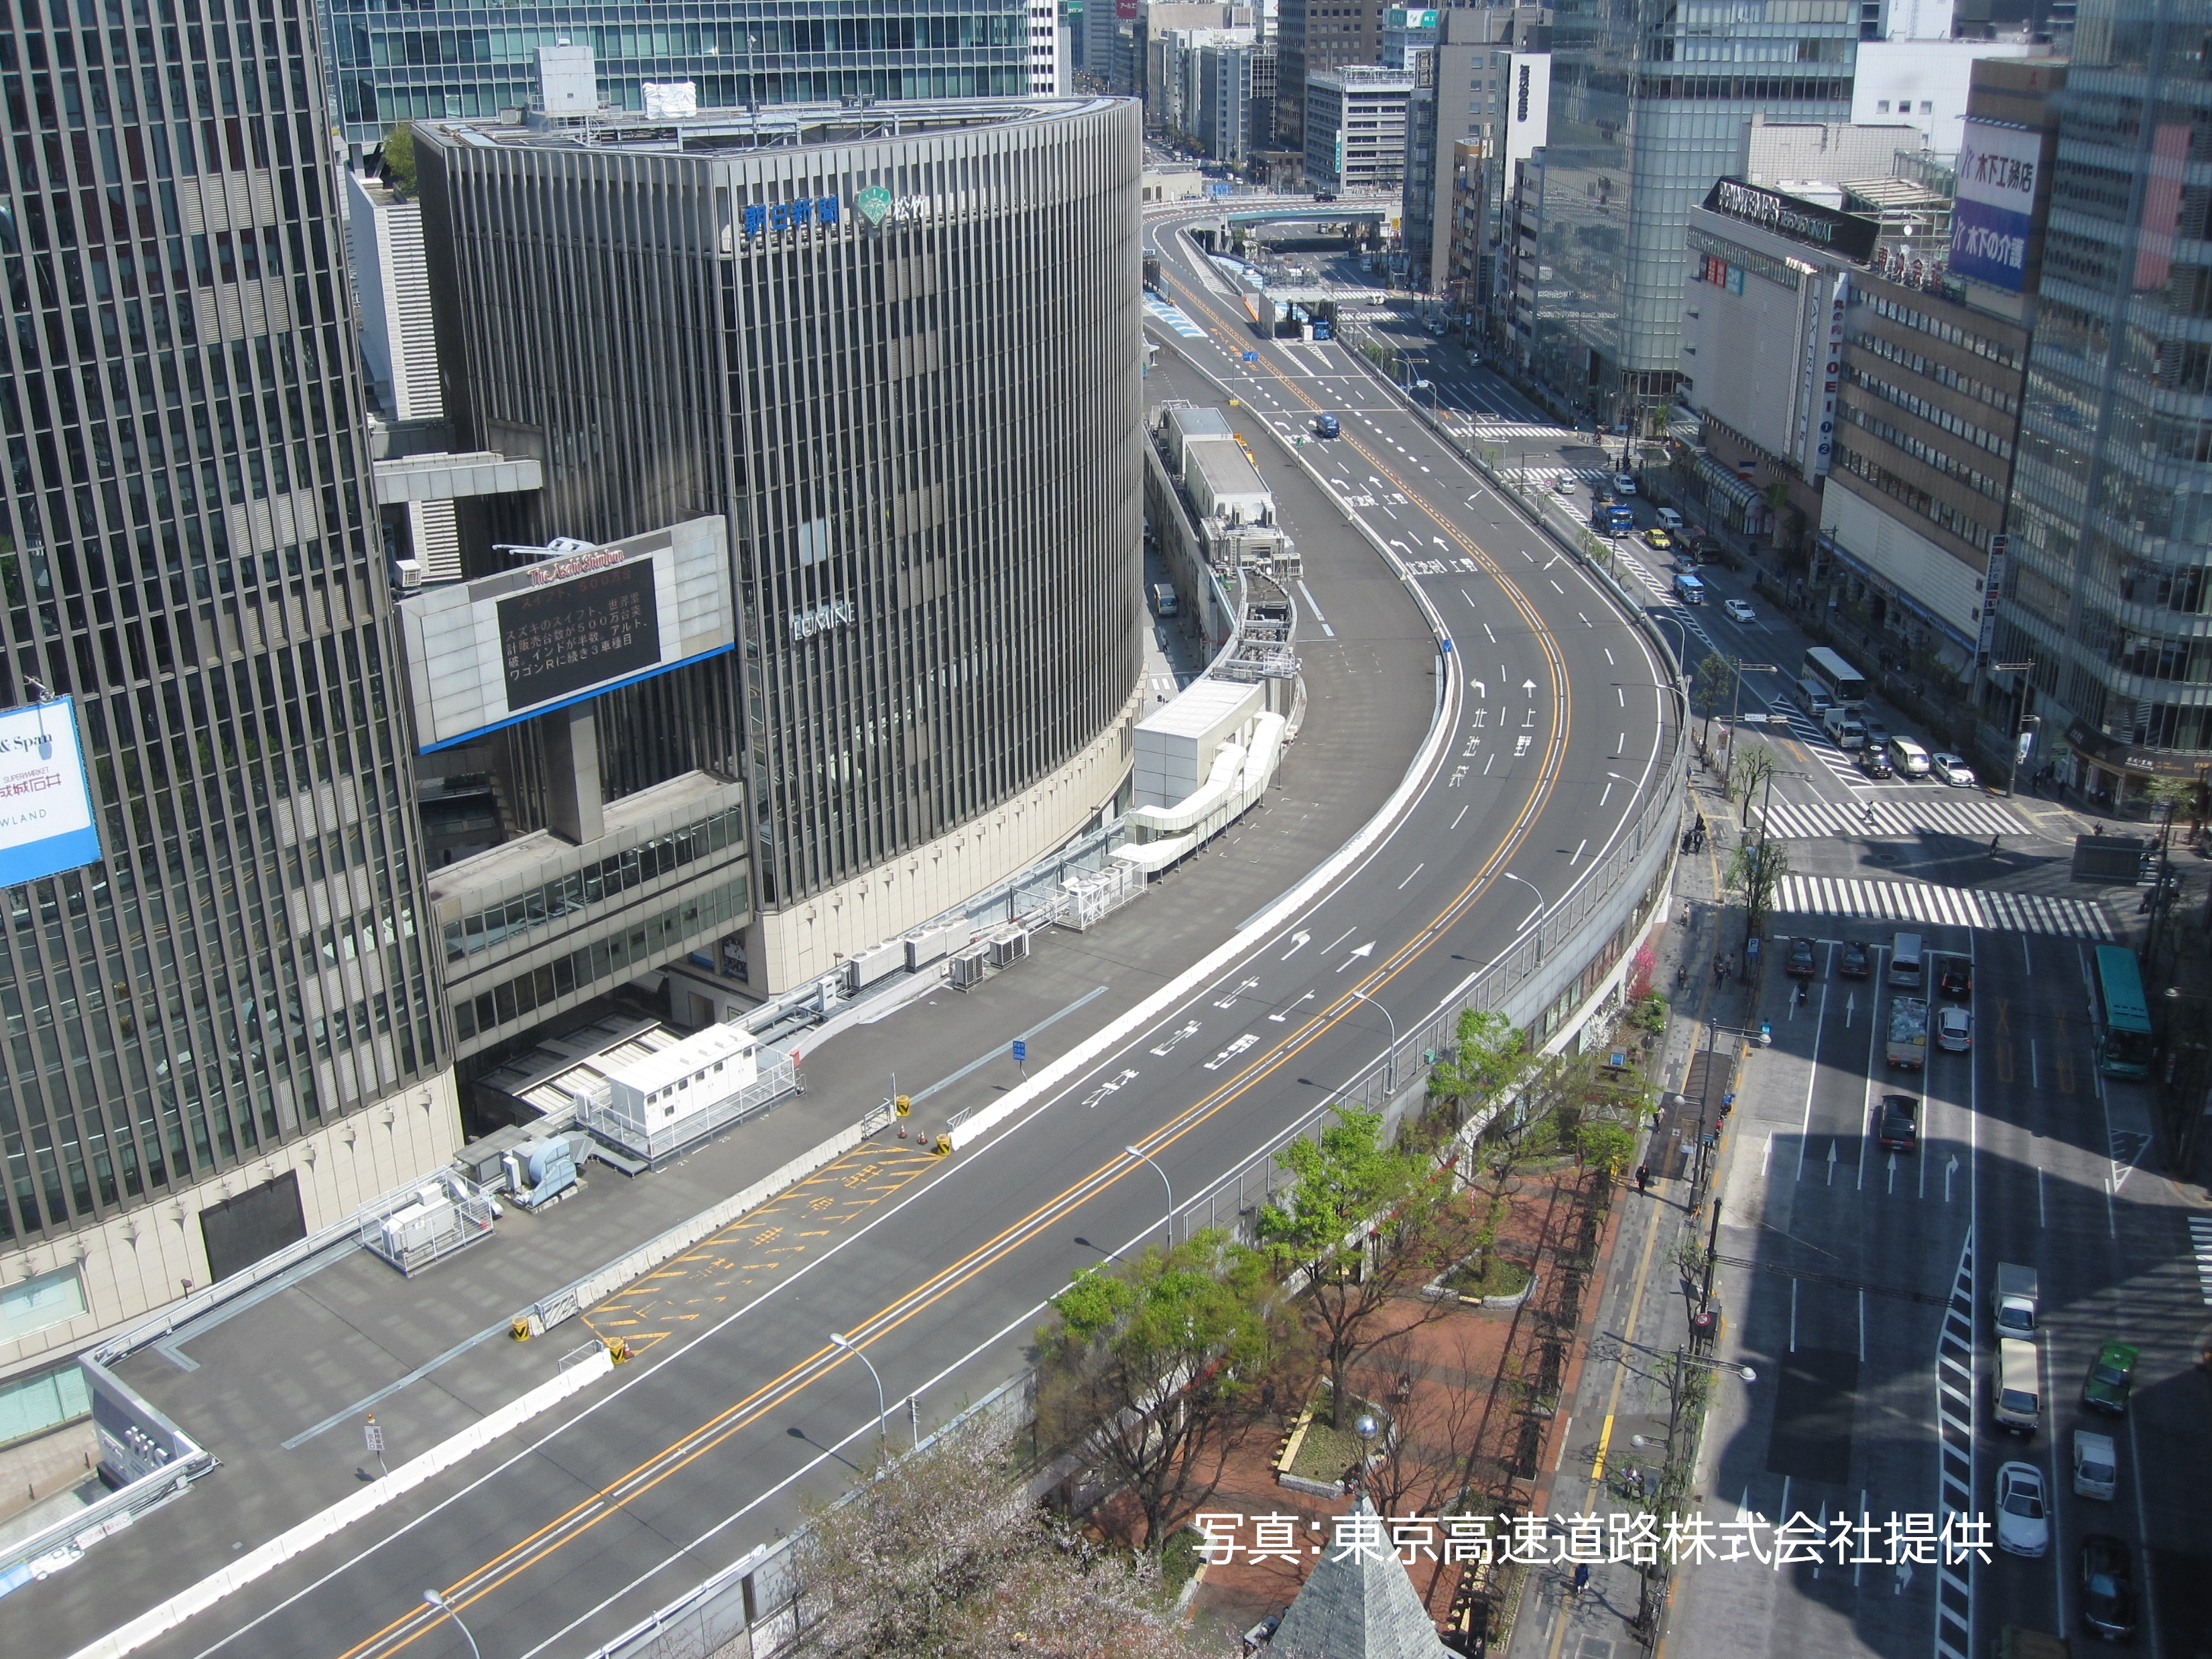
[1991,660,2036,796]
[1720,662,1778,800]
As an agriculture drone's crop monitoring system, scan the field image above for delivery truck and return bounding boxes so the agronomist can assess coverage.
[1885,997,1928,1069]
[1993,1264,2038,1337]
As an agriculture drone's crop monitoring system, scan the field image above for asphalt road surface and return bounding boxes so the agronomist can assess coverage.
[31,221,1678,1659]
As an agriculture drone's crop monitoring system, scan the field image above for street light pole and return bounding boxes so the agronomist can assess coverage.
[1123,1144,1176,1250]
[422,1591,483,1659]
[1348,987,1400,1097]
[828,1332,888,1454]
[1991,660,2036,797]
[1501,872,1548,964]
[1720,661,1778,800]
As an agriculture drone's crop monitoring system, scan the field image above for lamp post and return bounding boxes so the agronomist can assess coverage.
[1991,660,2037,797]
[1501,872,1547,965]
[1719,662,1779,798]
[1123,1144,1176,1250]
[828,1332,888,1454]
[422,1591,483,1659]
[1348,987,1400,1097]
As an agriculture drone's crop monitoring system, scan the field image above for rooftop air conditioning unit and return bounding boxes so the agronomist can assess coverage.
[393,558,424,591]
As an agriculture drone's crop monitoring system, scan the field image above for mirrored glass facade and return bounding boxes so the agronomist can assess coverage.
[0,0,447,1247]
[325,0,1039,143]
[1532,0,1855,422]
[1997,0,2212,799]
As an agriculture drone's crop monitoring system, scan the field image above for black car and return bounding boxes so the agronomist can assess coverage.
[1878,1094,1920,1152]
[1839,940,1871,979]
[1939,959,1973,999]
[2079,1533,2139,1641]
[1786,937,1817,978]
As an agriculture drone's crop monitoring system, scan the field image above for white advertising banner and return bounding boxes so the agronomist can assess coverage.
[0,697,103,885]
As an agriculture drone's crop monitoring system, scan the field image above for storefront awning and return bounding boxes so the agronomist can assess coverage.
[1694,454,1761,511]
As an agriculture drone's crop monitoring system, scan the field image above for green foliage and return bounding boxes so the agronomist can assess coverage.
[1428,1009,1529,1115]
[380,123,418,198]
[1725,838,1790,932]
[1691,652,1732,719]
[1628,992,1668,1036]
[1574,1118,1638,1178]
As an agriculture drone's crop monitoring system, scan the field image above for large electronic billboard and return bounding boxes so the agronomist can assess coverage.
[0,697,103,885]
[402,515,735,752]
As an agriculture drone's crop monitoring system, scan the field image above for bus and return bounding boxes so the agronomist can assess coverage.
[2090,944,2154,1079]
[1802,646,1868,709]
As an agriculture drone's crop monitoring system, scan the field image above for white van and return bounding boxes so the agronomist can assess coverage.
[1151,583,1178,618]
[1796,677,1834,717]
[1890,932,1924,989]
[2073,1430,2117,1499]
[1995,1337,2040,1436]
[1655,507,1685,532]
[1886,735,1932,778]
[1821,705,1868,749]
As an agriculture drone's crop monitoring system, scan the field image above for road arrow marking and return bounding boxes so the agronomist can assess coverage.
[1270,989,1316,1023]
[1945,1154,1959,1203]
[1523,678,1538,696]
[1335,942,1376,973]
[1215,977,1259,1009]
[1845,992,1856,1028]
[1083,1068,1138,1108]
[1280,931,1311,961]
[1203,1034,1258,1071]
[1150,1020,1201,1057]
[1888,1151,1897,1194]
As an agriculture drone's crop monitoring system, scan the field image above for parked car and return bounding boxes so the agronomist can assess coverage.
[1939,960,1973,999]
[1723,598,1757,623]
[2081,1341,2139,1416]
[1786,936,1817,978]
[1840,940,1871,978]
[1937,1005,1973,1052]
[1642,527,1673,552]
[1930,752,1978,788]
[1613,472,1637,495]
[1878,1094,1921,1152]
[1995,1461,2050,1557]
[2079,1534,2140,1640]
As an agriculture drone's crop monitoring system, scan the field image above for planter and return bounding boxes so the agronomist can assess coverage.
[1422,1251,1538,1310]
[1274,1386,1388,1495]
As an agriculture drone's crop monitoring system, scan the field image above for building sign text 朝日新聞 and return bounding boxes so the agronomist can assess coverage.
[742,196,842,237]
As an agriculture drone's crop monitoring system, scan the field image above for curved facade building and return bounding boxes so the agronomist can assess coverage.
[415,99,1144,991]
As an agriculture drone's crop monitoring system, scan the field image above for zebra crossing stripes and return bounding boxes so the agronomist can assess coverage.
[1774,875,2115,940]
[1142,297,1207,339]
[2192,1215,2212,1306]
[1756,794,2028,843]
[1465,420,1581,440]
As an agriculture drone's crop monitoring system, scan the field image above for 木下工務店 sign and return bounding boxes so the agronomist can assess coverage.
[0,696,103,885]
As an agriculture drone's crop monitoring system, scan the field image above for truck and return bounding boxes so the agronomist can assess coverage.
[1993,1263,2038,1337]
[1605,502,1634,536]
[1885,997,1928,1068]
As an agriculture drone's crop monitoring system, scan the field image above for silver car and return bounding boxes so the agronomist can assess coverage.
[1996,1461,2050,1556]
[1930,751,1978,788]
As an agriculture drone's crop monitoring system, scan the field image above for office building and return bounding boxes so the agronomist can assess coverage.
[1199,40,1274,166]
[1812,61,2063,678]
[1306,68,1416,192]
[1527,0,1857,426]
[326,0,1046,143]
[1381,4,1440,70]
[1401,7,1550,294]
[0,0,458,1409]
[1276,0,1384,151]
[1993,4,2211,805]
[412,99,1146,1004]
[1850,39,2045,156]
[1150,23,1257,145]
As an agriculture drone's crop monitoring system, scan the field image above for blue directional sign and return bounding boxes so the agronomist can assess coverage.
[1012,1039,1027,1064]
[1243,351,1259,362]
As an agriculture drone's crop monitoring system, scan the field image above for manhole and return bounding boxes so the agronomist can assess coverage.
[1871,852,1898,863]
[1577,1639,1618,1659]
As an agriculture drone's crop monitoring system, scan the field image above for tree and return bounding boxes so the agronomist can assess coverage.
[379,123,418,198]
[786,1416,1211,1658]
[1725,837,1790,936]
[1426,1008,1530,1131]
[1730,744,1778,823]
[1359,1325,1493,1524]
[1691,652,1732,747]
[1035,1230,1295,1552]
[1257,1107,1461,1429]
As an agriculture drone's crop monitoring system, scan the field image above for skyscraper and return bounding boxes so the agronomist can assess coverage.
[323,0,1049,143]
[0,0,456,1408]
[1277,0,1384,151]
[1529,0,1857,426]
[1995,0,2212,807]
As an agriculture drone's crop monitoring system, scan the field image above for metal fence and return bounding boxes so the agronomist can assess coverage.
[357,1174,501,1277]
[574,1049,802,1167]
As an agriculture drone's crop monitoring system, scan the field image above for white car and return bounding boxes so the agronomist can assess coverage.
[1656,507,1685,531]
[1930,752,1978,788]
[1995,1461,2050,1557]
[1613,473,1638,496]
[1937,1005,1973,1052]
[1723,599,1757,624]
[1553,477,1577,495]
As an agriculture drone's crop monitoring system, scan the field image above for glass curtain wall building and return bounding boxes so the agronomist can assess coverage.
[1996,0,2212,806]
[0,0,455,1383]
[1532,0,1856,425]
[414,99,1145,991]
[326,0,1042,143]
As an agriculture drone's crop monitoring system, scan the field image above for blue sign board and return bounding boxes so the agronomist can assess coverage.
[1012,1039,1028,1064]
[0,698,103,886]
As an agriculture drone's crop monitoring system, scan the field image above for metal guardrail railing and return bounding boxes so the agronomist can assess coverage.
[574,1050,802,1166]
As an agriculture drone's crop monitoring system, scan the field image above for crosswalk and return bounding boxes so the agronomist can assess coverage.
[1143,296,1207,339]
[1756,792,2027,843]
[2191,1215,2212,1306]
[1773,875,2115,940]
[1461,420,1581,440]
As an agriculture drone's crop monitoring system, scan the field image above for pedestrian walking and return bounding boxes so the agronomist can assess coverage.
[1635,1163,1651,1196]
[1988,833,2000,855]
[1572,1562,1591,1598]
